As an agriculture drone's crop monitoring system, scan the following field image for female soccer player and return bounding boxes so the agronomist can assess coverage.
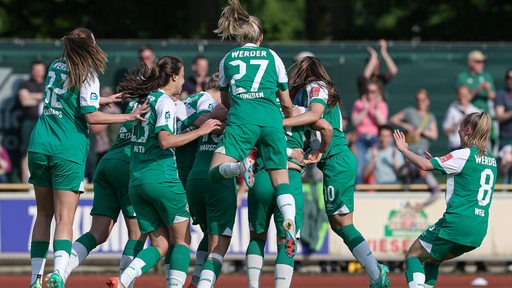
[28,28,148,288]
[246,118,332,288]
[393,112,497,288]
[61,102,147,288]
[208,0,298,256]
[106,56,220,288]
[283,56,390,288]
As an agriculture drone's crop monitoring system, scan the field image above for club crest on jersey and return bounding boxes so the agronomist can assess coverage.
[90,92,98,101]
[309,86,320,99]
[165,111,171,120]
[439,153,453,163]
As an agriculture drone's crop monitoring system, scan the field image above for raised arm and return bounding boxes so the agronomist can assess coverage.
[393,129,434,171]
[379,39,398,79]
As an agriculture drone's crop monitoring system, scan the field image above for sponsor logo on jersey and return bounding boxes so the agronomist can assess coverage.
[90,92,98,101]
[439,153,453,163]
[309,86,320,99]
[165,111,171,120]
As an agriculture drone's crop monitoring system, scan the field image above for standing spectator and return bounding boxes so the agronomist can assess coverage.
[138,45,156,69]
[351,80,388,184]
[18,60,46,183]
[495,69,512,184]
[455,50,497,150]
[0,134,12,183]
[180,55,209,100]
[364,125,405,185]
[357,39,398,96]
[443,85,481,151]
[390,89,440,207]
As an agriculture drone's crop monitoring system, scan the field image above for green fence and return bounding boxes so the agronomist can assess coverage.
[1,39,511,181]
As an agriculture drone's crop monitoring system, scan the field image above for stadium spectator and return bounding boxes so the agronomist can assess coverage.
[455,50,497,151]
[363,125,405,185]
[351,80,388,184]
[138,45,156,68]
[495,68,512,184]
[27,28,148,288]
[443,85,481,151]
[180,55,209,100]
[390,89,440,208]
[356,39,398,96]
[394,112,496,288]
[17,60,46,183]
[0,134,12,183]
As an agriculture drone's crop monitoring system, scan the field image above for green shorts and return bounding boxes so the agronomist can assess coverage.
[418,218,477,261]
[129,181,190,234]
[28,152,85,192]
[216,124,287,170]
[248,169,303,238]
[186,177,237,236]
[90,157,135,219]
[317,146,356,216]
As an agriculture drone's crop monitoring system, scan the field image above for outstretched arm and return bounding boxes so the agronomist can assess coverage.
[393,129,434,171]
[379,39,398,79]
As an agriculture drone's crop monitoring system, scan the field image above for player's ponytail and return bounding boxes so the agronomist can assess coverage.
[463,112,491,156]
[214,0,263,45]
[62,28,107,90]
[118,56,183,101]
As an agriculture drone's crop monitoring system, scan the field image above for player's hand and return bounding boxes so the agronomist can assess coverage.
[303,150,323,164]
[198,119,222,135]
[393,129,408,152]
[289,148,304,163]
[129,101,150,121]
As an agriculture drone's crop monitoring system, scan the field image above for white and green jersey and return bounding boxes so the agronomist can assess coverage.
[130,90,178,186]
[103,102,136,161]
[299,81,346,159]
[188,132,222,179]
[219,43,288,128]
[430,147,497,247]
[178,91,216,132]
[28,59,100,163]
[175,92,216,184]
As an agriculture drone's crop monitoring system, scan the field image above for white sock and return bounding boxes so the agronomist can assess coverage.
[53,250,70,276]
[120,255,135,288]
[120,258,145,287]
[164,263,171,288]
[276,194,296,222]
[424,285,433,288]
[274,264,293,288]
[408,272,426,288]
[197,269,216,288]
[63,242,88,281]
[192,251,208,285]
[352,241,379,283]
[31,258,46,283]
[247,254,263,288]
[169,270,187,288]
[219,163,241,178]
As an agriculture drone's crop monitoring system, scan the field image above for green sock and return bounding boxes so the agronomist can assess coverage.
[209,165,224,183]
[424,261,439,287]
[405,257,425,286]
[53,239,72,254]
[138,246,162,274]
[334,224,364,251]
[203,258,223,278]
[170,244,190,273]
[164,244,175,266]
[198,236,209,252]
[247,238,266,256]
[76,232,97,253]
[30,241,49,258]
[275,183,292,197]
[276,243,294,267]
[122,239,138,257]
